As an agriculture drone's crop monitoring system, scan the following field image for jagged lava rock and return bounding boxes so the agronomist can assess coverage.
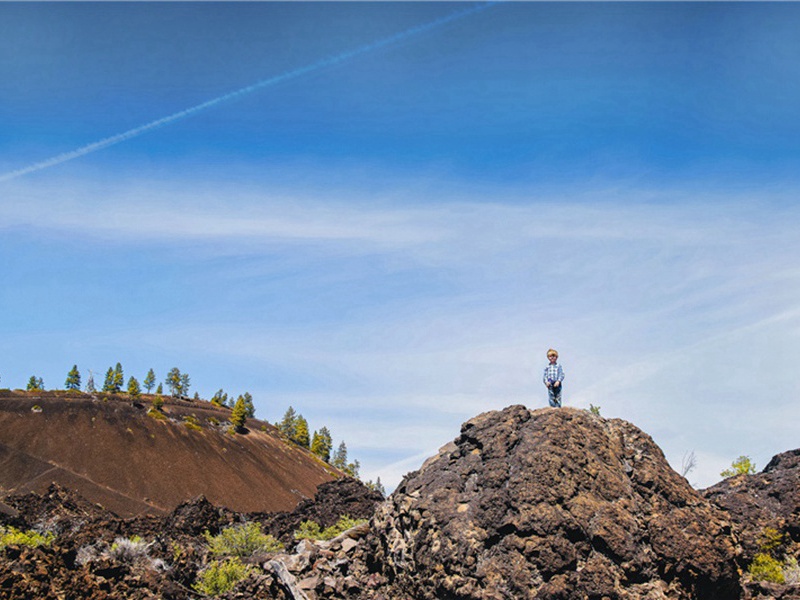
[370,405,741,600]
[704,449,800,561]
[704,450,800,600]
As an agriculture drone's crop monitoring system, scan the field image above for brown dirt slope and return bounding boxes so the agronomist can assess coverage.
[0,390,338,517]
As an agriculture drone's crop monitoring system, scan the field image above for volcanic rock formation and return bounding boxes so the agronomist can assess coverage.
[704,450,800,562]
[369,405,742,600]
[4,402,800,599]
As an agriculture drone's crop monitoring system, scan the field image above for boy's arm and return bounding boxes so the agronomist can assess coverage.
[558,366,564,382]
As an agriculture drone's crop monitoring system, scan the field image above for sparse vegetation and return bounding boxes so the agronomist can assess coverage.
[143,369,156,393]
[127,376,141,400]
[184,415,202,431]
[0,526,55,550]
[65,365,81,391]
[311,427,333,462]
[721,455,756,478]
[107,535,148,562]
[230,397,247,432]
[166,367,191,398]
[294,415,310,448]
[680,450,697,478]
[151,395,164,412]
[749,553,785,584]
[211,390,228,408]
[148,406,166,421]
[332,441,360,478]
[103,364,124,393]
[194,557,254,596]
[294,515,367,542]
[278,406,298,439]
[366,477,386,497]
[26,376,44,391]
[588,404,601,416]
[204,522,283,558]
[78,535,166,572]
[747,526,796,584]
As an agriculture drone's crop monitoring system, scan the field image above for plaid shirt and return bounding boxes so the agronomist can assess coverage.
[543,363,564,385]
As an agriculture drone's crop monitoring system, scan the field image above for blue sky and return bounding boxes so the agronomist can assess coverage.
[1,2,799,490]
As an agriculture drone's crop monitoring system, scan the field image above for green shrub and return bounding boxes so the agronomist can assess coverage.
[147,408,166,421]
[588,404,601,416]
[749,553,785,584]
[151,395,164,412]
[184,415,202,431]
[193,557,254,596]
[0,526,55,549]
[759,527,785,555]
[294,515,367,541]
[204,522,282,557]
[721,455,756,478]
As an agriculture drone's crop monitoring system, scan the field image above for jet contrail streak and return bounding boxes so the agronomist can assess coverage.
[0,3,495,183]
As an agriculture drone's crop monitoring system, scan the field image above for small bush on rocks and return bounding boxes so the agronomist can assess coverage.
[749,553,785,584]
[0,526,55,550]
[194,557,254,596]
[204,522,282,558]
[294,515,367,541]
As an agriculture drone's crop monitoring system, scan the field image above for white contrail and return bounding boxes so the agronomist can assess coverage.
[0,3,495,184]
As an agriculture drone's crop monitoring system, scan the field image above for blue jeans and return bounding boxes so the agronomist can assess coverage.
[548,384,562,407]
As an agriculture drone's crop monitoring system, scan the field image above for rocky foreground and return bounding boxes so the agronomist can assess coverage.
[2,406,799,599]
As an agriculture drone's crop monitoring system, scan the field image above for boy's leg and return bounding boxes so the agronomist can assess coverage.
[548,386,562,408]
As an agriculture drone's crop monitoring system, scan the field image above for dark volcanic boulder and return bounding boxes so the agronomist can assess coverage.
[259,477,384,546]
[704,450,800,600]
[370,406,741,600]
[704,449,800,561]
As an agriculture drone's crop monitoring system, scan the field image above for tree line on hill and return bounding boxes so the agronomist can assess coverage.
[18,364,255,417]
[273,405,385,496]
[7,366,384,495]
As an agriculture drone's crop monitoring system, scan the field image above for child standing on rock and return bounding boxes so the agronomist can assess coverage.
[543,349,564,407]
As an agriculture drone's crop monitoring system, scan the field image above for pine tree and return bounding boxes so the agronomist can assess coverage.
[180,372,191,397]
[102,367,115,392]
[344,459,361,479]
[211,389,228,407]
[166,368,182,397]
[278,407,298,439]
[156,383,163,395]
[143,369,156,393]
[230,397,247,432]
[293,415,310,448]
[27,376,43,391]
[65,365,81,391]
[127,376,141,400]
[332,441,348,470]
[242,392,255,418]
[112,363,124,393]
[311,427,333,462]
[367,477,386,497]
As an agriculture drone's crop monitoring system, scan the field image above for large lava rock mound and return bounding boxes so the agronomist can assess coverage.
[370,406,741,600]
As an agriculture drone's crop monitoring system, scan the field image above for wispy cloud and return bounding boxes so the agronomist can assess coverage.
[4,174,799,490]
